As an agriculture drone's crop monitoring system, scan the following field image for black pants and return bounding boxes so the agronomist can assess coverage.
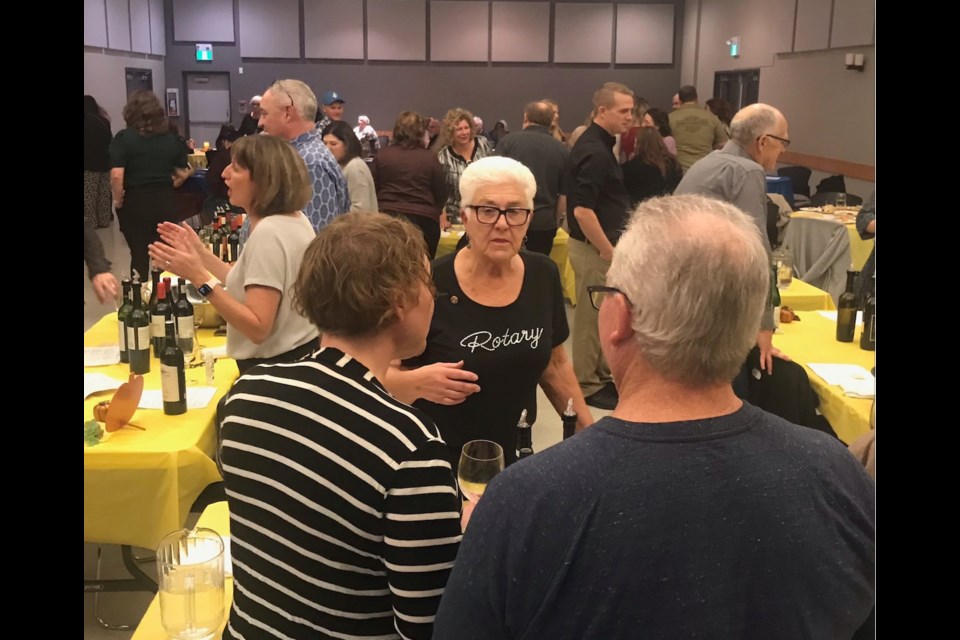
[524,228,557,256]
[117,183,176,280]
[386,212,440,258]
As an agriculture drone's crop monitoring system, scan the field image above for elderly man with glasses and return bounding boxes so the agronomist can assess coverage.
[675,102,792,375]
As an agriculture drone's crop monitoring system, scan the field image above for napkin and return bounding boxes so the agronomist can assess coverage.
[808,363,875,399]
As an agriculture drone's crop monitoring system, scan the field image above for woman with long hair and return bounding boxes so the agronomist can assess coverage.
[642,107,677,156]
[622,127,683,206]
[84,95,113,228]
[437,108,493,226]
[322,120,379,213]
[371,111,448,256]
[109,90,192,279]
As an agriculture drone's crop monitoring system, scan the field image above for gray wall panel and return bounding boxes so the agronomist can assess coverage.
[130,0,152,54]
[831,0,874,47]
[616,4,674,64]
[172,0,235,43]
[149,0,166,55]
[84,0,108,47]
[367,0,426,61]
[794,0,831,51]
[554,3,613,63]
[491,2,550,62]
[431,1,489,62]
[239,0,300,58]
[105,0,131,51]
[304,0,364,59]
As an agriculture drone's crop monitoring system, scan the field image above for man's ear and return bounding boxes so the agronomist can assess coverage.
[607,294,635,346]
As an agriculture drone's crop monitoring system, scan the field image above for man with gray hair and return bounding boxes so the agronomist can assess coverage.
[675,102,791,374]
[256,79,349,234]
[433,195,876,640]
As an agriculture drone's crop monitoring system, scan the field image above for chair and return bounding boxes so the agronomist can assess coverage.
[777,166,812,197]
[814,174,846,196]
[377,135,390,149]
[810,192,864,207]
[766,198,781,248]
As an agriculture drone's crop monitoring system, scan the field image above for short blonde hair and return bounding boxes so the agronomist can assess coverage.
[593,82,634,109]
[229,135,311,217]
[607,195,769,386]
[293,214,433,336]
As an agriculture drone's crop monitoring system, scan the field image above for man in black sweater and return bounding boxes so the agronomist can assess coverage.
[434,194,876,640]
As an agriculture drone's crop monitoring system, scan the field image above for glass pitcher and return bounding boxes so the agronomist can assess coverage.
[157,527,226,640]
[772,247,794,288]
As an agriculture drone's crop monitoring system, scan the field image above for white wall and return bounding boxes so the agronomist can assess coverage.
[84,50,167,130]
[682,0,875,194]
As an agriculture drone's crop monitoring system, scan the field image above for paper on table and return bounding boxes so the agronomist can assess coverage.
[84,373,124,399]
[84,346,121,367]
[138,386,218,410]
[201,345,228,360]
[818,310,863,325]
[808,363,875,398]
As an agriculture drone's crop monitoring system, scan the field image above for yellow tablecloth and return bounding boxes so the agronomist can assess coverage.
[773,311,874,444]
[779,278,836,311]
[132,501,233,640]
[436,227,578,305]
[84,314,237,550]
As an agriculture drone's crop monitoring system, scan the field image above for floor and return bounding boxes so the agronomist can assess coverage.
[83,219,610,638]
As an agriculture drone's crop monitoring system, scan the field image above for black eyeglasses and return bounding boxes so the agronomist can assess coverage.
[587,285,628,311]
[761,133,791,148]
[465,205,532,226]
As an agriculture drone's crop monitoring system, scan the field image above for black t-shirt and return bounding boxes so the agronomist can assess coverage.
[84,113,112,172]
[109,128,189,187]
[407,250,569,466]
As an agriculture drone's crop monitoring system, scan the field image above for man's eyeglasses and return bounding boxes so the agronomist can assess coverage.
[587,285,628,311]
[466,205,531,226]
[761,133,791,149]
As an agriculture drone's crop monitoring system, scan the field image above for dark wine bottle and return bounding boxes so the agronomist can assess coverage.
[148,267,161,308]
[160,317,187,415]
[835,270,859,342]
[127,280,151,374]
[151,281,172,358]
[228,218,240,263]
[860,287,876,351]
[562,398,577,440]
[515,409,533,461]
[175,277,195,355]
[164,276,176,304]
[117,278,132,364]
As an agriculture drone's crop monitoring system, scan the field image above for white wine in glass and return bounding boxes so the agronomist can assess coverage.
[458,440,504,503]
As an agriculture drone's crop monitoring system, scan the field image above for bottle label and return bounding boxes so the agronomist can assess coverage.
[118,322,127,349]
[177,316,195,339]
[151,314,165,339]
[128,325,151,351]
[160,364,184,402]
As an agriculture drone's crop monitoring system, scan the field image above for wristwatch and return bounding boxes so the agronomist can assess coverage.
[197,277,221,297]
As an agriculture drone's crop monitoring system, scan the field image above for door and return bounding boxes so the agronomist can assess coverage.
[713,70,760,111]
[185,73,231,148]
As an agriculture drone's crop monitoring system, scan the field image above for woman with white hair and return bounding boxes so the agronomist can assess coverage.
[353,114,380,158]
[385,156,593,468]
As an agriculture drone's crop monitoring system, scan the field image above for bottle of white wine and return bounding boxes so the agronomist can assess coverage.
[515,409,533,461]
[127,279,151,374]
[117,278,132,364]
[174,277,195,355]
[836,270,859,342]
[160,317,187,415]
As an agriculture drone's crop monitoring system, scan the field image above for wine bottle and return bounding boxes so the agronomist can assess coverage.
[160,317,187,415]
[860,286,876,351]
[175,277,195,355]
[148,266,161,308]
[515,409,533,461]
[117,278,132,364]
[209,219,222,260]
[228,218,240,263]
[770,267,781,330]
[562,398,577,440]
[127,279,151,374]
[151,281,172,358]
[836,270,859,342]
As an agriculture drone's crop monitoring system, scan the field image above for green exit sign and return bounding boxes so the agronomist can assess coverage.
[196,44,213,61]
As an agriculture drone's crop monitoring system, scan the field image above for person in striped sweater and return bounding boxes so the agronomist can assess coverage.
[219,213,463,640]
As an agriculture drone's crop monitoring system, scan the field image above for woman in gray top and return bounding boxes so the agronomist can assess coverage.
[322,120,379,213]
[148,135,319,374]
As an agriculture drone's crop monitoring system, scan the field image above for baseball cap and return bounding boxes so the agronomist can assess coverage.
[322,90,345,106]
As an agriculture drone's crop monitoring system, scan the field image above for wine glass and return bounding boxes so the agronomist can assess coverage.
[457,440,504,503]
